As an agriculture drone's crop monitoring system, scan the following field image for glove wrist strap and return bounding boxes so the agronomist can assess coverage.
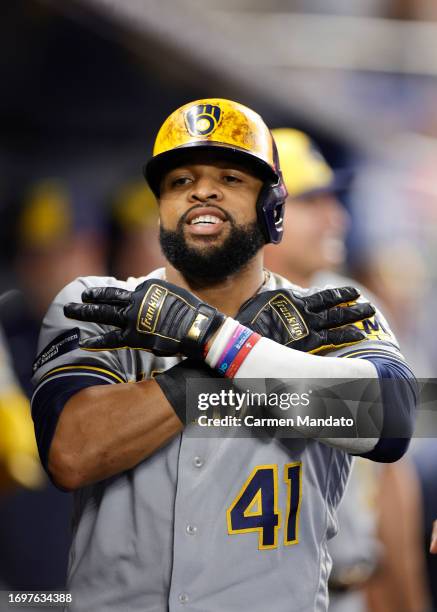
[180,304,225,358]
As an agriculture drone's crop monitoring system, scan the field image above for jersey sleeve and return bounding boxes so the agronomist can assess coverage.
[326,295,417,461]
[31,276,129,474]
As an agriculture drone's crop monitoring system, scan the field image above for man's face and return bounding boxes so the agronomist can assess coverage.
[158,154,265,283]
[267,192,349,279]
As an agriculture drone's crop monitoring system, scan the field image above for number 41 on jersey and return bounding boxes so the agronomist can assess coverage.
[227,463,302,550]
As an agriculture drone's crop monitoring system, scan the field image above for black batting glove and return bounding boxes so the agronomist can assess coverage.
[63,279,225,358]
[236,286,375,354]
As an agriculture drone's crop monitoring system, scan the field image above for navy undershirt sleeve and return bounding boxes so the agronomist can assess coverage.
[32,375,112,482]
[354,356,417,462]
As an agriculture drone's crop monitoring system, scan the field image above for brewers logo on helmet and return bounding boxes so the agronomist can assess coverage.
[144,98,287,244]
[184,104,222,137]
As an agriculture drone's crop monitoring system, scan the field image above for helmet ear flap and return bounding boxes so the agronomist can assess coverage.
[257,136,287,244]
[256,181,287,245]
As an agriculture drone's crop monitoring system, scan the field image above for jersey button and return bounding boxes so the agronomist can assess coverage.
[186,524,197,535]
[178,593,189,604]
[193,456,204,468]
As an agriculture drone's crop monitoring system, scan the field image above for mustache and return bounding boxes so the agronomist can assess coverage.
[177,204,234,230]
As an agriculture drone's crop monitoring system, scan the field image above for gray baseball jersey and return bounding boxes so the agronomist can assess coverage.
[31,268,404,612]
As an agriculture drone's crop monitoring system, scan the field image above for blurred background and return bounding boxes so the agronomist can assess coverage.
[0,0,436,610]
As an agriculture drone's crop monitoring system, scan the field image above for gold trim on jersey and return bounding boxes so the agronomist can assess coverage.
[309,338,368,355]
[39,365,125,384]
[243,489,263,518]
[341,347,404,360]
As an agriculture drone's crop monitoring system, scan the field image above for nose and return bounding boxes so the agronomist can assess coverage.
[188,176,223,204]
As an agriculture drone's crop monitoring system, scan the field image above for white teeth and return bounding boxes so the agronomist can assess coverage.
[190,215,223,225]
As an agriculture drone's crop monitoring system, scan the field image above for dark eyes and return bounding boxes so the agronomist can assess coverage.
[223,174,242,184]
[169,173,242,188]
[171,176,192,187]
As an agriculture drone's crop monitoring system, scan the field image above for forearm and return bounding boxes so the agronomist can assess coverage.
[223,336,415,459]
[206,329,381,454]
[235,337,380,454]
[235,337,377,379]
[48,379,183,490]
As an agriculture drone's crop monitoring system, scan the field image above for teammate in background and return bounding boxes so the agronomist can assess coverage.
[31,99,416,611]
[366,454,432,612]
[265,128,381,612]
[0,319,45,589]
[0,323,43,493]
[0,179,105,590]
[264,128,350,290]
[106,180,164,280]
[431,521,437,554]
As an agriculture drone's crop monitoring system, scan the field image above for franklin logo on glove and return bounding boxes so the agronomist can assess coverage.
[269,294,309,341]
[137,284,166,333]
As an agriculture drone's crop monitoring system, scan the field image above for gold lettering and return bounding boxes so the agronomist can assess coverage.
[139,286,165,332]
[272,298,306,339]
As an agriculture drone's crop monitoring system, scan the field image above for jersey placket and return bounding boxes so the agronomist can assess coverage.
[168,433,217,610]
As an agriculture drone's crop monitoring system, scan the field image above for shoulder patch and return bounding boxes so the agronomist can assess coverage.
[33,328,80,374]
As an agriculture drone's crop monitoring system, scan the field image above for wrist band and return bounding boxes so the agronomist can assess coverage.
[217,324,246,366]
[206,317,261,377]
[225,332,261,378]
[216,326,252,374]
[205,317,239,368]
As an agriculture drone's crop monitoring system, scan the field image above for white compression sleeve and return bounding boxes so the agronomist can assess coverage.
[234,337,380,454]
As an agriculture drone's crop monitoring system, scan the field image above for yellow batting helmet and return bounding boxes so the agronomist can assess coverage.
[144,98,287,243]
[272,128,344,199]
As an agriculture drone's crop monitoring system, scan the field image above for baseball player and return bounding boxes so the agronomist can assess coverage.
[31,99,416,612]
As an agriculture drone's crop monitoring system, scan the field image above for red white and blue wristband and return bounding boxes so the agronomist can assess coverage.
[205,317,261,378]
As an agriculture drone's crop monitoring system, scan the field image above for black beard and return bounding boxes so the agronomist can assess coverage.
[159,219,265,285]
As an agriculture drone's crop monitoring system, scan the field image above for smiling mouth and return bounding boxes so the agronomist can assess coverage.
[188,214,224,226]
[183,207,229,237]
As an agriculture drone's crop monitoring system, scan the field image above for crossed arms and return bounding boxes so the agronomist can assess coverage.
[31,278,416,490]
